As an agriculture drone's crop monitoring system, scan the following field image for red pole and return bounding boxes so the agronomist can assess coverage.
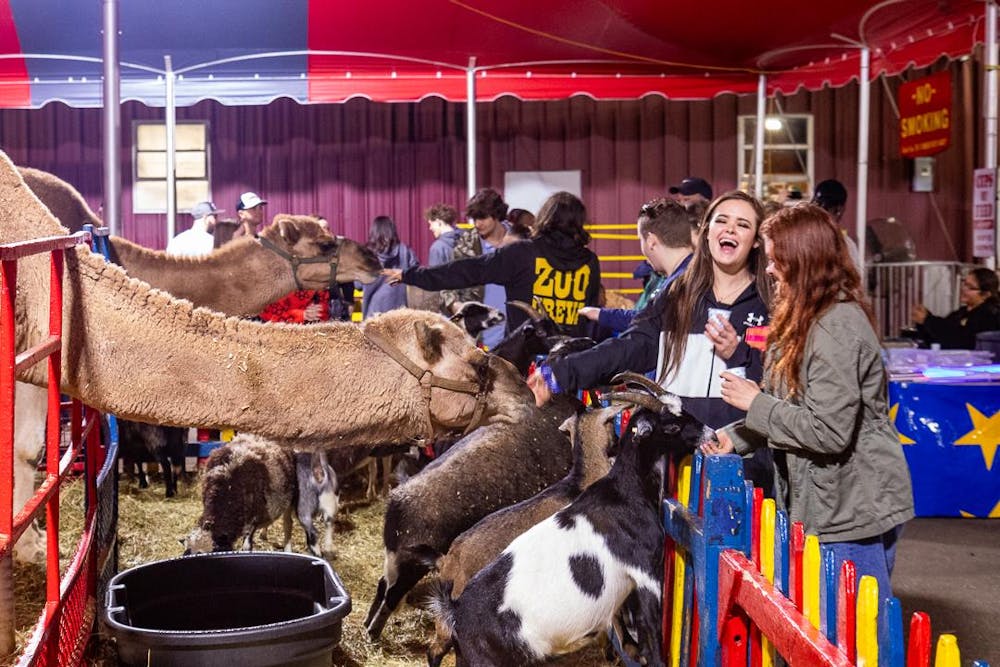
[0,259,16,656]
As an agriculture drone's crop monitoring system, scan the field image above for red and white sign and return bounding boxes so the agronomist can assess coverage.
[973,167,996,259]
[898,71,952,158]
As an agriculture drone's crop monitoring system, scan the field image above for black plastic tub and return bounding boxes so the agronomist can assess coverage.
[104,551,351,667]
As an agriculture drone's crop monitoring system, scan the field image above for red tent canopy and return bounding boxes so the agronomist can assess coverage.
[0,0,988,108]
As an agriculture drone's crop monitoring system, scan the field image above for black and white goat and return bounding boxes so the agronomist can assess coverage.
[431,376,712,666]
[427,403,625,666]
[449,301,505,339]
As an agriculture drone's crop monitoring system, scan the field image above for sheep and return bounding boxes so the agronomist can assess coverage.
[426,402,626,667]
[430,380,712,667]
[182,434,296,554]
[117,419,187,498]
[295,449,340,558]
[363,394,581,640]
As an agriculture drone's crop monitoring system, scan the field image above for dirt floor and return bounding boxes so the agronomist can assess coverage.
[8,467,991,666]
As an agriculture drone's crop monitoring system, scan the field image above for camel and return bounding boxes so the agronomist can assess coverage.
[1,151,530,447]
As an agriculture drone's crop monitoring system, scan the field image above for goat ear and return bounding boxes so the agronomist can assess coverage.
[414,321,444,364]
[277,218,300,245]
[558,415,577,438]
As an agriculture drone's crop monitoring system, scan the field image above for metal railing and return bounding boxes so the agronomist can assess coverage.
[867,261,978,339]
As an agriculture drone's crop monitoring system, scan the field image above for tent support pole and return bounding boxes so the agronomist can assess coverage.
[165,55,177,240]
[986,0,998,266]
[855,47,870,274]
[102,0,121,236]
[754,74,766,199]
[466,58,477,201]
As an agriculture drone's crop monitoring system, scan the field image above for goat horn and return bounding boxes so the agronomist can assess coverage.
[609,372,667,396]
[507,300,546,322]
[603,391,666,413]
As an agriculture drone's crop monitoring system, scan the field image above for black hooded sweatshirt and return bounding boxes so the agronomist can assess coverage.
[401,232,602,337]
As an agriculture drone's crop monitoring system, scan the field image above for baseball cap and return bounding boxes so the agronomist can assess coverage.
[812,179,848,210]
[236,192,268,211]
[675,177,713,201]
[190,201,223,218]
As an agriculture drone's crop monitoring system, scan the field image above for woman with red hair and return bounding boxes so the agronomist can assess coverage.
[706,203,914,598]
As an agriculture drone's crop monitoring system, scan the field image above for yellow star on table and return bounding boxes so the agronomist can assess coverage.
[960,498,1000,518]
[888,403,916,445]
[953,403,1000,470]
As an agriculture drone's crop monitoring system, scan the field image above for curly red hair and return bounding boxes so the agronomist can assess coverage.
[761,204,873,397]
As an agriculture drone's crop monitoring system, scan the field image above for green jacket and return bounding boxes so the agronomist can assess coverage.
[440,228,484,313]
[723,301,914,543]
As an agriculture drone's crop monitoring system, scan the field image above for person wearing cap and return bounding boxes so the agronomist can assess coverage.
[811,178,862,274]
[166,201,222,257]
[234,191,268,238]
[670,177,713,209]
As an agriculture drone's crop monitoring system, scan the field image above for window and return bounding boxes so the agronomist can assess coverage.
[737,114,813,202]
[132,121,211,213]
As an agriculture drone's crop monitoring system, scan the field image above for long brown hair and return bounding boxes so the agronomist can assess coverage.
[761,204,872,397]
[660,191,770,380]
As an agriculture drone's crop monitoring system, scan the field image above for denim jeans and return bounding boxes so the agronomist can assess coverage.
[822,524,904,600]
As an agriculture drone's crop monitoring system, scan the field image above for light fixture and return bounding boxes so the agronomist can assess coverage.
[764,117,783,131]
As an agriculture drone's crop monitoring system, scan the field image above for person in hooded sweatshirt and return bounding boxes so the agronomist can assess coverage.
[425,203,463,267]
[384,191,602,339]
[360,215,419,319]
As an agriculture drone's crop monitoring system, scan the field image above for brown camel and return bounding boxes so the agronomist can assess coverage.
[19,166,381,314]
[1,151,530,448]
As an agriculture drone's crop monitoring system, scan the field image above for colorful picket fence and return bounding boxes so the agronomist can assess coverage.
[663,452,991,667]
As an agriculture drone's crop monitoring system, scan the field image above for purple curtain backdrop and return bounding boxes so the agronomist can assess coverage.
[0,57,982,293]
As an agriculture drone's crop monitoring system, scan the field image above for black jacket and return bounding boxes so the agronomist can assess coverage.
[917,299,1000,349]
[402,232,602,337]
[549,281,768,429]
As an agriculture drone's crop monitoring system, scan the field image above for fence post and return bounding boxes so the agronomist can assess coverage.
[0,259,16,657]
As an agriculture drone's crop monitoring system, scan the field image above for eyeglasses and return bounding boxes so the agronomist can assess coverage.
[962,281,983,292]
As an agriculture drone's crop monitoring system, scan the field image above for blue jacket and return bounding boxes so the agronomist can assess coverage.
[361,243,419,319]
[429,228,462,267]
[598,254,692,333]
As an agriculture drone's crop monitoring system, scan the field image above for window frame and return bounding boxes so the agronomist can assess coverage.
[737,114,814,201]
[131,120,212,214]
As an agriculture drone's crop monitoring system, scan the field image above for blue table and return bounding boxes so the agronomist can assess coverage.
[890,381,1000,517]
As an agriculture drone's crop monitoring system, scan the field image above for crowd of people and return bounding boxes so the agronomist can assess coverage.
[167,174,1000,595]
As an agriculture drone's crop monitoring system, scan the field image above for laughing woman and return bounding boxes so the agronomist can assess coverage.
[707,204,914,598]
[530,191,772,432]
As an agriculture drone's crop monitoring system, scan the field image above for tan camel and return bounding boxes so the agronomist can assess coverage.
[1,151,529,448]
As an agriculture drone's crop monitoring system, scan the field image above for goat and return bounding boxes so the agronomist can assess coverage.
[363,395,580,640]
[449,301,505,340]
[490,301,565,376]
[295,449,340,558]
[117,420,187,498]
[431,376,712,666]
[426,403,625,667]
[182,434,296,554]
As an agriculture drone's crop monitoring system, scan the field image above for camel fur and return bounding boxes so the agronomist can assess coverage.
[0,150,529,448]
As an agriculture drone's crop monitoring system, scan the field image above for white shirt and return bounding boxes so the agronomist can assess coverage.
[165,228,214,257]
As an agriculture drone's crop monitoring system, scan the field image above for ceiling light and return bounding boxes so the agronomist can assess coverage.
[765,117,783,131]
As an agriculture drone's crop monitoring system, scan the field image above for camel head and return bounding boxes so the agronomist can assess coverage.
[263,214,382,287]
[362,310,530,438]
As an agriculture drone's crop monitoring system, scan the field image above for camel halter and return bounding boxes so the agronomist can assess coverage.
[363,327,490,442]
[257,235,341,293]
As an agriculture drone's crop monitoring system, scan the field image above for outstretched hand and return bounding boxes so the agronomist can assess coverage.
[700,430,735,456]
[526,370,552,407]
[382,269,403,286]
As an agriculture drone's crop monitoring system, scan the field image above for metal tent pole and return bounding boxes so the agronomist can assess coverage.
[855,47,870,273]
[986,1,998,265]
[754,74,766,199]
[165,55,177,240]
[102,0,121,236]
[466,58,477,201]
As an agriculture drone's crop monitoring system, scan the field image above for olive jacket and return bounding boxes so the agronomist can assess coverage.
[723,300,915,543]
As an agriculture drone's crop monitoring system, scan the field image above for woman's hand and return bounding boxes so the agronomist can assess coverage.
[911,303,929,325]
[302,302,323,322]
[382,268,403,285]
[719,371,761,411]
[700,430,736,456]
[578,306,600,322]
[705,315,740,359]
[526,370,553,407]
